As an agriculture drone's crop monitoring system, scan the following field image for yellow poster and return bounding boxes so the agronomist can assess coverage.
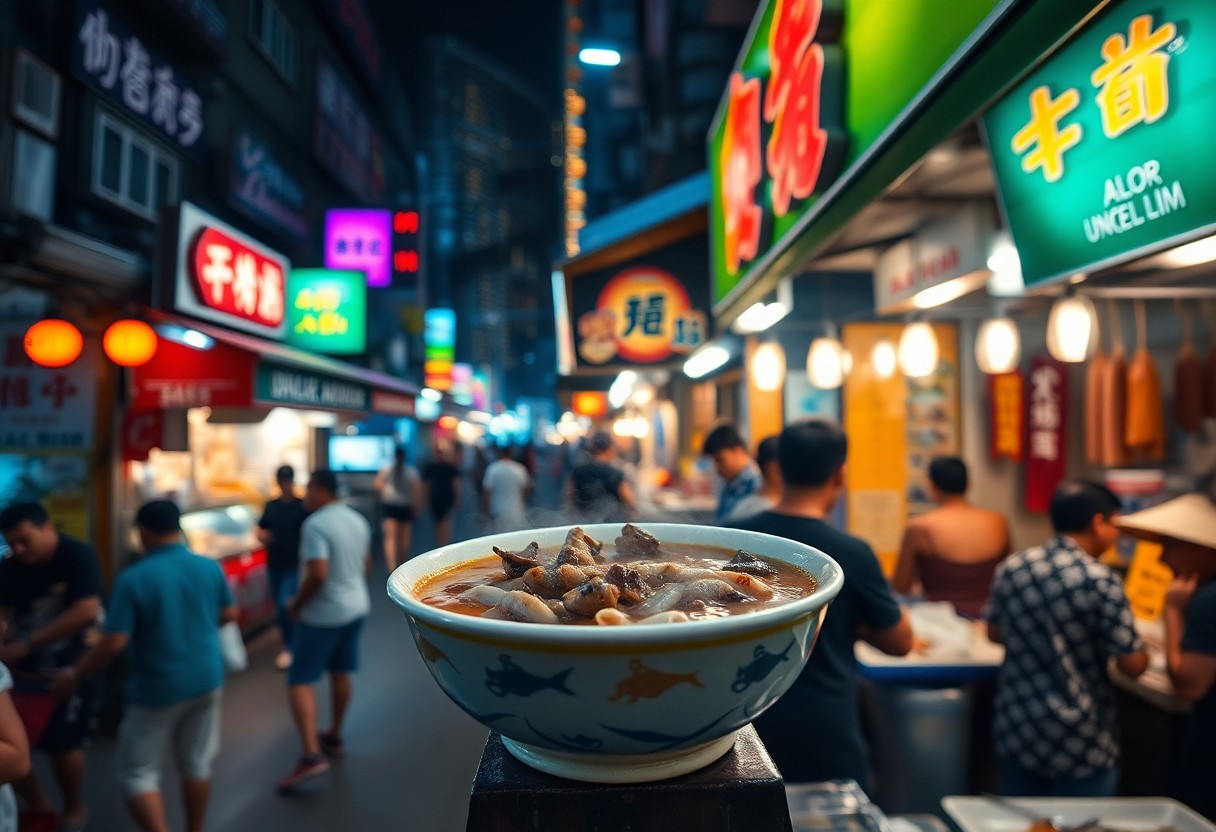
[843,323,959,575]
[1123,540,1171,621]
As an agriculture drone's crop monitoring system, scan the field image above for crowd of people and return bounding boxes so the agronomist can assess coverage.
[0,420,1214,829]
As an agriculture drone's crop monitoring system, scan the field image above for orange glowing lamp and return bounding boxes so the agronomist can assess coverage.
[24,320,83,368]
[437,415,458,430]
[103,320,158,367]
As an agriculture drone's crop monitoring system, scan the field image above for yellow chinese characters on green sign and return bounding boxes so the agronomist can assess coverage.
[985,0,1216,287]
[285,269,367,355]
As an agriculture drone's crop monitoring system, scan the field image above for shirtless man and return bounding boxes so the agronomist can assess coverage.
[892,456,1010,618]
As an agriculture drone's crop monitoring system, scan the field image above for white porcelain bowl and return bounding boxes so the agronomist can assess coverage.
[387,523,844,783]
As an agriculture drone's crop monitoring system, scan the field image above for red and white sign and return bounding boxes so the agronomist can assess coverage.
[1025,356,1068,512]
[989,370,1024,462]
[219,549,274,633]
[130,338,255,411]
[370,390,415,417]
[172,202,290,339]
[121,410,164,462]
[0,324,98,451]
[874,206,994,315]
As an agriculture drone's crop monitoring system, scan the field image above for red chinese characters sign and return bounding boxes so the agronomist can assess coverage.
[0,325,98,451]
[989,371,1024,462]
[716,0,846,279]
[1025,356,1068,512]
[130,338,255,412]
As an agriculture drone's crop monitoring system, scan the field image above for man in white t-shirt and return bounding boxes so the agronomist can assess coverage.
[277,470,371,794]
[482,446,531,531]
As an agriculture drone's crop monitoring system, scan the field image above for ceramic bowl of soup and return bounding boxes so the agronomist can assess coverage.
[387,523,843,783]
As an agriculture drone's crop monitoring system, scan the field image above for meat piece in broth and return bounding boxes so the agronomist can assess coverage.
[604,563,651,606]
[523,563,587,599]
[494,541,542,579]
[726,550,779,579]
[631,578,749,617]
[563,576,621,617]
[568,527,604,557]
[637,611,690,625]
[717,571,775,600]
[493,590,561,624]
[555,527,601,567]
[457,585,507,608]
[616,524,661,560]
[594,608,632,626]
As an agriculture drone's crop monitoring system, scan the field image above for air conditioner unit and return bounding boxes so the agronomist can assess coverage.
[12,50,61,139]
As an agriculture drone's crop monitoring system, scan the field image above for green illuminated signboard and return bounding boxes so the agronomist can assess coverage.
[709,0,1002,307]
[984,0,1216,287]
[284,269,367,355]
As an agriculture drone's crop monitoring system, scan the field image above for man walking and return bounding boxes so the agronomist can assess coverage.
[277,470,371,793]
[569,430,635,521]
[482,445,531,531]
[258,465,308,671]
[702,424,762,522]
[55,500,236,832]
[0,503,104,832]
[728,420,913,787]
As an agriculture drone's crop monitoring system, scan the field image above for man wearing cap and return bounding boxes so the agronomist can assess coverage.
[1118,494,1216,819]
[569,430,635,520]
[55,500,236,832]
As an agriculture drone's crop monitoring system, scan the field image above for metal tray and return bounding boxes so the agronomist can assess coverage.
[942,797,1215,832]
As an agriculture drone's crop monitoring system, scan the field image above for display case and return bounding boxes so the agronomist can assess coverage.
[179,504,274,635]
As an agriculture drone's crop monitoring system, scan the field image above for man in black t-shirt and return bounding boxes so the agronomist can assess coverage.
[421,444,462,548]
[727,420,913,788]
[258,465,308,672]
[569,430,635,522]
[0,502,103,831]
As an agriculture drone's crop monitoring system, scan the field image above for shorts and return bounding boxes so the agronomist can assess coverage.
[288,618,365,685]
[38,677,98,754]
[382,504,414,523]
[116,689,221,796]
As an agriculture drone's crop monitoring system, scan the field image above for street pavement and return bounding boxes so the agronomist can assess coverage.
[39,468,567,832]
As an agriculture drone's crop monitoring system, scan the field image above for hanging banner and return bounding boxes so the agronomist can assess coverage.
[0,325,99,452]
[1025,356,1068,512]
[989,370,1024,462]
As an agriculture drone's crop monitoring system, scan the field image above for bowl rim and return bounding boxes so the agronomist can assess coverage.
[386,522,844,647]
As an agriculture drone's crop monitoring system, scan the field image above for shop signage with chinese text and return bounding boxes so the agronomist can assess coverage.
[710,0,1004,307]
[0,325,98,451]
[314,58,385,204]
[130,338,256,411]
[254,361,368,411]
[170,202,290,339]
[569,235,712,371]
[71,0,205,157]
[284,269,367,355]
[989,371,1024,462]
[325,209,391,287]
[984,0,1216,287]
[424,308,456,390]
[230,126,309,240]
[1025,356,1068,511]
[873,206,995,314]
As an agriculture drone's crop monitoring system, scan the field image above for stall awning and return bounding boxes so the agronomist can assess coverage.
[132,314,417,417]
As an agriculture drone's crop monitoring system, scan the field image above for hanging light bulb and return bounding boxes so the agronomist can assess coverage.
[751,341,786,392]
[975,318,1022,375]
[898,322,940,378]
[871,338,896,380]
[1046,295,1099,363]
[807,336,849,389]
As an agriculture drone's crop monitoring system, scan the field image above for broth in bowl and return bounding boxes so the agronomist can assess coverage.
[415,523,819,626]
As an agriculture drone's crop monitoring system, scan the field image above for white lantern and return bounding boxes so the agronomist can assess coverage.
[1046,295,1099,363]
[751,341,786,392]
[975,318,1022,375]
[898,322,940,378]
[871,338,897,380]
[807,337,849,389]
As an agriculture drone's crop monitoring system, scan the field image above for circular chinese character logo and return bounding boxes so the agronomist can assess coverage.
[584,267,700,365]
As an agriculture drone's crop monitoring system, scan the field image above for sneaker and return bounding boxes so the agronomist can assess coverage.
[276,755,330,793]
[318,732,345,759]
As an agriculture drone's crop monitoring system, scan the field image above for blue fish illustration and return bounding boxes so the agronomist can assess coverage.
[601,707,737,752]
[485,655,576,698]
[524,718,605,752]
[731,641,796,693]
[415,633,459,674]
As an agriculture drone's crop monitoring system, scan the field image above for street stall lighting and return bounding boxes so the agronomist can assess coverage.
[871,338,897,380]
[420,388,443,402]
[975,318,1022,375]
[103,319,158,367]
[683,345,731,379]
[806,336,850,390]
[608,370,638,409]
[24,319,83,368]
[751,341,786,392]
[578,48,621,67]
[733,301,790,333]
[631,415,650,438]
[1046,294,1099,363]
[912,279,972,310]
[1158,234,1216,268]
[898,322,940,378]
[986,233,1025,298]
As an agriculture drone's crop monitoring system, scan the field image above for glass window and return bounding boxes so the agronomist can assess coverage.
[154,158,175,211]
[99,122,123,195]
[128,140,150,207]
[249,0,297,82]
[92,112,179,220]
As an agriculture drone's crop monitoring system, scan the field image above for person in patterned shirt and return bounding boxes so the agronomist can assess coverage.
[986,481,1148,797]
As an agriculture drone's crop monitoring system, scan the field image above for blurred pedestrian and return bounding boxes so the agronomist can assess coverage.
[723,436,781,521]
[569,430,635,521]
[258,465,308,672]
[987,482,1148,797]
[278,470,371,794]
[1117,494,1216,819]
[0,656,28,832]
[0,502,103,832]
[702,424,761,522]
[482,445,531,531]
[892,456,1011,618]
[374,447,421,572]
[54,500,236,832]
[422,443,462,548]
[728,420,913,786]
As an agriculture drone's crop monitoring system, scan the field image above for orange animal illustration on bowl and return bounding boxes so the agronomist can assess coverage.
[609,659,705,704]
